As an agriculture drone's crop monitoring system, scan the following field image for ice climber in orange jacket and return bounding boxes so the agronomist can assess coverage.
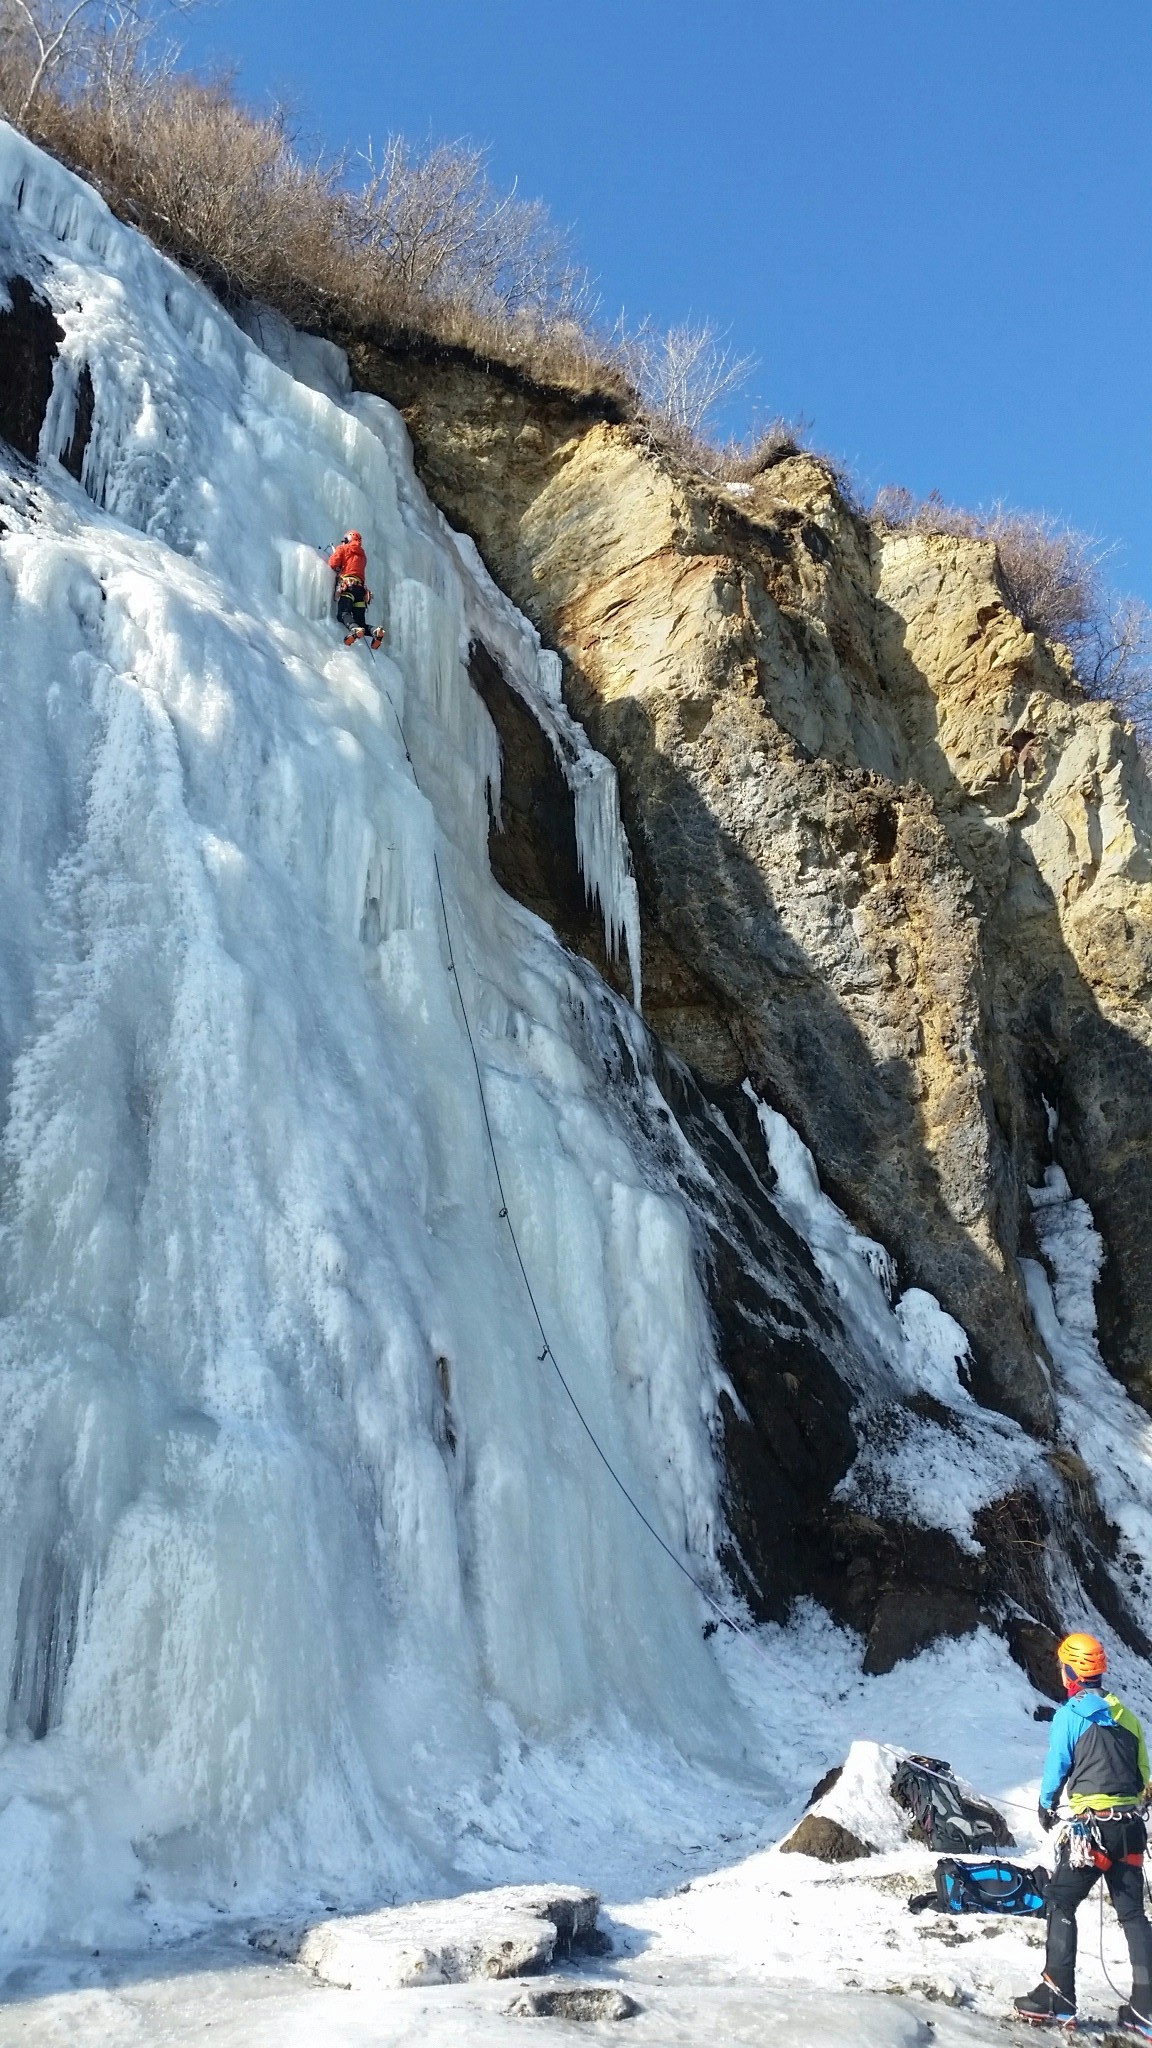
[327,531,383,648]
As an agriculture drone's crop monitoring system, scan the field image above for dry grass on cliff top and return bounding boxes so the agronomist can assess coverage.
[0,11,638,406]
[0,4,826,462]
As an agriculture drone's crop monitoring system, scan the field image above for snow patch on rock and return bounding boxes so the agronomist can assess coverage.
[1025,1164,1152,1641]
[782,1741,914,1859]
[747,1089,1043,1551]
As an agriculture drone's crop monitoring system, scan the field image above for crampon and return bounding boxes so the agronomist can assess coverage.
[1013,1976,1077,2028]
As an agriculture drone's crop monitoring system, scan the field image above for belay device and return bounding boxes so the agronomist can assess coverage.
[909,1859,1048,1917]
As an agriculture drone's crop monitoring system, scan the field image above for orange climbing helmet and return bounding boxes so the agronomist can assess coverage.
[1057,1631,1108,1681]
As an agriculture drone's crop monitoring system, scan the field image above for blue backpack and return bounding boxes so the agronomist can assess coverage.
[909,1857,1048,1916]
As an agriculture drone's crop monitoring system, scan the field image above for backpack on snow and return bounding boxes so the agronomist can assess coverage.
[890,1754,1010,1853]
[908,1857,1047,1917]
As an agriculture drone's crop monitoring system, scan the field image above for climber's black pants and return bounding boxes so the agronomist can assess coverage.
[336,581,368,632]
[1046,1816,1152,2010]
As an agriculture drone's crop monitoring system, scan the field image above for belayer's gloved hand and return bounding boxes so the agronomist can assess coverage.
[1038,1803,1058,1833]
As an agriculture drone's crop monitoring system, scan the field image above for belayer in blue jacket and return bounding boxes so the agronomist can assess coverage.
[1013,1632,1152,2034]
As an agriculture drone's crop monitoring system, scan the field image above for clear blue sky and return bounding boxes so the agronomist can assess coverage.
[179,0,1150,603]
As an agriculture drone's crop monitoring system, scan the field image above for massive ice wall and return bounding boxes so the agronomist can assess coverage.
[0,124,732,1948]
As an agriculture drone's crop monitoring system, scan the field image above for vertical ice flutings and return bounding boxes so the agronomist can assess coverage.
[0,121,717,1950]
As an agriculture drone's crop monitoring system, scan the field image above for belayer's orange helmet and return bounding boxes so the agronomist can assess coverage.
[345,530,362,544]
[1057,1631,1108,1681]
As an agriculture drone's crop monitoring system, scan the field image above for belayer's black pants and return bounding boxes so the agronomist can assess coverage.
[1045,1816,1152,2011]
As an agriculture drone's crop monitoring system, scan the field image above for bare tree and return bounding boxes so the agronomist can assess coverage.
[344,136,587,320]
[4,0,90,119]
[1081,595,1152,704]
[621,318,754,455]
[0,0,194,125]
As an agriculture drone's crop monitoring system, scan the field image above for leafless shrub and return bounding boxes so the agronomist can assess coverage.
[1083,598,1152,754]
[0,0,190,124]
[873,486,1152,731]
[704,416,809,480]
[622,318,754,459]
[347,135,590,323]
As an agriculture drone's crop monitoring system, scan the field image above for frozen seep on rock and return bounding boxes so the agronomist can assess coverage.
[0,120,741,1950]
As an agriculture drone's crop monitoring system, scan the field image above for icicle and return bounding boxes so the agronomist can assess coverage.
[447,535,643,1008]
[568,736,643,1001]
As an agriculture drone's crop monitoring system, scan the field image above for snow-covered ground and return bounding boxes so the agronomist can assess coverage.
[0,1623,1139,2044]
[3,120,1152,2045]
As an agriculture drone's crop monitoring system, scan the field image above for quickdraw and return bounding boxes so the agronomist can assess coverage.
[1059,1809,1145,1871]
[1064,1817,1108,1870]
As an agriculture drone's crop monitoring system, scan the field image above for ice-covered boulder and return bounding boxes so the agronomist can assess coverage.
[507,1985,639,2021]
[250,1883,603,1990]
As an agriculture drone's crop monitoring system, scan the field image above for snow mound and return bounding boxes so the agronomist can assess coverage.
[251,1883,601,1990]
[782,1742,910,1859]
[780,1742,1009,1862]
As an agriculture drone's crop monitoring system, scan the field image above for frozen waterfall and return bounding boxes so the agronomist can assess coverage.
[0,123,737,1950]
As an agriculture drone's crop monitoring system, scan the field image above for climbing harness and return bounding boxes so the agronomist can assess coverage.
[1054,1810,1145,1871]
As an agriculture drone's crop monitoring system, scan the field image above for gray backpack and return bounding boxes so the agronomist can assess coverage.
[890,1754,1011,1853]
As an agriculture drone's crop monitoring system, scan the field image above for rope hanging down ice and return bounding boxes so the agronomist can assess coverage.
[378,678,753,1641]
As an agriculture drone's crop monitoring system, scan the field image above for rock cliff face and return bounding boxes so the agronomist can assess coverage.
[344,339,1152,1430]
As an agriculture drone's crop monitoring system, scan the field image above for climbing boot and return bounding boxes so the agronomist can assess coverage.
[1013,1977,1077,2026]
[1119,2003,1152,2041]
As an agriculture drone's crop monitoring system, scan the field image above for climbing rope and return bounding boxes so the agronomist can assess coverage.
[378,679,753,1641]
[1089,1848,1152,2015]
